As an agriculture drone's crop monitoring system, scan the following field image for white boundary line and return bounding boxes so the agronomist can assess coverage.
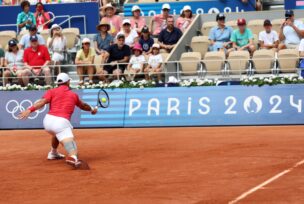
[228,159,304,204]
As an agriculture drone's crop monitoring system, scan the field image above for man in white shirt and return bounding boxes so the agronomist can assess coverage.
[279,10,304,50]
[259,19,279,51]
[18,24,45,49]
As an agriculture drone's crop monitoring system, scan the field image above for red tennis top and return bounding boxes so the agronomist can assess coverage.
[43,85,81,120]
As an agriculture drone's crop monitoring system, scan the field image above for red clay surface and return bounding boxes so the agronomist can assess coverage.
[0,126,304,204]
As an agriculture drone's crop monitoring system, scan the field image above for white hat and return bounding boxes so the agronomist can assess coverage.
[122,19,131,25]
[82,38,91,44]
[50,24,61,30]
[56,73,71,84]
[132,5,140,12]
[183,5,191,11]
[162,3,170,10]
[152,43,160,49]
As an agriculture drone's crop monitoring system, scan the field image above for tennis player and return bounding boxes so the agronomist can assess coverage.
[18,73,97,168]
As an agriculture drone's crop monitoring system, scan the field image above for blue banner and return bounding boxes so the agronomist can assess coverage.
[0,2,99,34]
[285,0,304,9]
[1,85,304,129]
[124,0,256,17]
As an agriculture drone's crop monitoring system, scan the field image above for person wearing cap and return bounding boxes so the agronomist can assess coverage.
[229,18,255,55]
[139,26,154,55]
[75,38,95,85]
[130,5,146,34]
[3,39,30,86]
[99,34,131,81]
[23,35,51,85]
[94,20,113,57]
[47,24,67,72]
[158,16,183,53]
[19,24,45,49]
[145,43,163,82]
[18,72,98,168]
[150,3,173,36]
[116,19,139,48]
[279,10,304,50]
[259,19,279,50]
[34,2,50,32]
[101,3,122,36]
[17,1,36,31]
[125,43,145,81]
[176,5,193,33]
[209,13,233,52]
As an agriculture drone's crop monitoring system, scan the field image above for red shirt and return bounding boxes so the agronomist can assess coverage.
[43,85,81,120]
[24,45,50,69]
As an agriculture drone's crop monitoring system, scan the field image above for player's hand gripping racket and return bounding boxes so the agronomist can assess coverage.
[95,88,110,109]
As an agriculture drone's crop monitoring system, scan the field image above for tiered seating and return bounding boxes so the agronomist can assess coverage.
[227,51,250,74]
[190,36,209,59]
[178,52,202,78]
[0,30,16,49]
[252,49,276,73]
[203,51,225,75]
[201,21,217,36]
[248,19,264,36]
[277,49,299,73]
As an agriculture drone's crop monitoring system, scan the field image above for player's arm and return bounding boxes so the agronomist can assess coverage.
[78,100,97,115]
[18,98,49,119]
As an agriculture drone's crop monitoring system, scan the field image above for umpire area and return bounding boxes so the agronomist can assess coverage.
[0,126,304,203]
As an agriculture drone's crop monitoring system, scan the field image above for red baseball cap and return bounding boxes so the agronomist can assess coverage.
[237,18,246,26]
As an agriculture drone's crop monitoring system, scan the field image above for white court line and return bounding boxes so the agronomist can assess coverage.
[228,159,304,204]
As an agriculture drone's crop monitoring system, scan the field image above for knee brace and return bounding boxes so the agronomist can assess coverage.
[63,140,77,155]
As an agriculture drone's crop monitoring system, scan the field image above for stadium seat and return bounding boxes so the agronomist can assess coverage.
[203,51,225,75]
[252,49,275,73]
[0,30,16,38]
[277,49,299,73]
[227,51,250,74]
[40,29,49,43]
[17,29,29,41]
[248,19,264,36]
[201,21,217,36]
[271,19,284,33]
[161,52,169,62]
[252,34,259,49]
[178,52,203,78]
[62,27,80,50]
[0,31,16,49]
[190,36,209,59]
[94,54,102,72]
[226,20,238,30]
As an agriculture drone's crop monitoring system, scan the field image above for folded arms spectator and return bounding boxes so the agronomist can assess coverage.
[35,2,51,32]
[17,1,36,31]
[176,5,193,33]
[259,19,279,50]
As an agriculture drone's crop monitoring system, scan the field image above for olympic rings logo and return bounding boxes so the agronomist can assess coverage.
[6,100,47,120]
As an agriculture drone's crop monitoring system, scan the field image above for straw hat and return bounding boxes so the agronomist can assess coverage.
[101,3,116,14]
[96,19,111,31]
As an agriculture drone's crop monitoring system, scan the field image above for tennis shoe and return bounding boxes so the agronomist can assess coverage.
[47,151,65,160]
[66,156,82,168]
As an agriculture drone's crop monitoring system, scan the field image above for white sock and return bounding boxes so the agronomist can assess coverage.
[51,147,58,154]
[71,155,78,161]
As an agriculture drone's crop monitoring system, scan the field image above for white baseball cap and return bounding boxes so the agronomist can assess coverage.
[122,19,131,25]
[82,38,91,44]
[132,5,140,12]
[183,5,191,11]
[152,43,160,49]
[162,3,170,10]
[56,73,71,84]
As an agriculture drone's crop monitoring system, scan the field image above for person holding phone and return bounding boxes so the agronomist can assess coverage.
[279,10,304,50]
[17,1,36,31]
[35,2,50,32]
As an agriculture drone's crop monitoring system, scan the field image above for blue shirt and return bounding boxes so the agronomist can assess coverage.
[139,37,154,52]
[93,33,113,51]
[209,26,233,43]
[19,33,45,49]
[158,27,183,45]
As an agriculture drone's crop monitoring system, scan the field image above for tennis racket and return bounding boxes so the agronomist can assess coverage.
[95,88,110,109]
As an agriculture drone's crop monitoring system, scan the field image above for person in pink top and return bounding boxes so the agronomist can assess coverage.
[101,3,122,37]
[176,5,193,33]
[19,73,98,169]
[150,3,173,36]
[130,5,146,34]
[34,2,50,32]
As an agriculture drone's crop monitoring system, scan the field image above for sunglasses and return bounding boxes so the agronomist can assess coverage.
[83,42,90,45]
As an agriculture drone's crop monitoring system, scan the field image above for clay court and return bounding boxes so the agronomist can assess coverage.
[0,126,304,204]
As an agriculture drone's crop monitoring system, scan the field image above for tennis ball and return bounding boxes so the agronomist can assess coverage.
[101,97,107,103]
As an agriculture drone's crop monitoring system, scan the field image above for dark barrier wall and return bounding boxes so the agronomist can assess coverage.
[0,3,99,34]
[1,85,304,129]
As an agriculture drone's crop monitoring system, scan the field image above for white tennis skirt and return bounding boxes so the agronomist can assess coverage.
[43,114,74,142]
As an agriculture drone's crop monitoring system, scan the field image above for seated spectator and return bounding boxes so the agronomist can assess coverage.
[19,25,45,49]
[259,19,279,51]
[17,1,36,31]
[279,10,304,50]
[98,34,131,81]
[150,3,173,37]
[229,18,255,56]
[75,38,95,85]
[23,35,51,85]
[158,16,183,53]
[116,19,139,48]
[47,24,66,73]
[125,43,145,81]
[0,47,4,68]
[176,5,193,33]
[144,43,163,83]
[130,5,146,34]
[101,3,122,37]
[139,26,154,56]
[35,2,51,32]
[94,19,113,57]
[209,13,233,52]
[3,39,30,86]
